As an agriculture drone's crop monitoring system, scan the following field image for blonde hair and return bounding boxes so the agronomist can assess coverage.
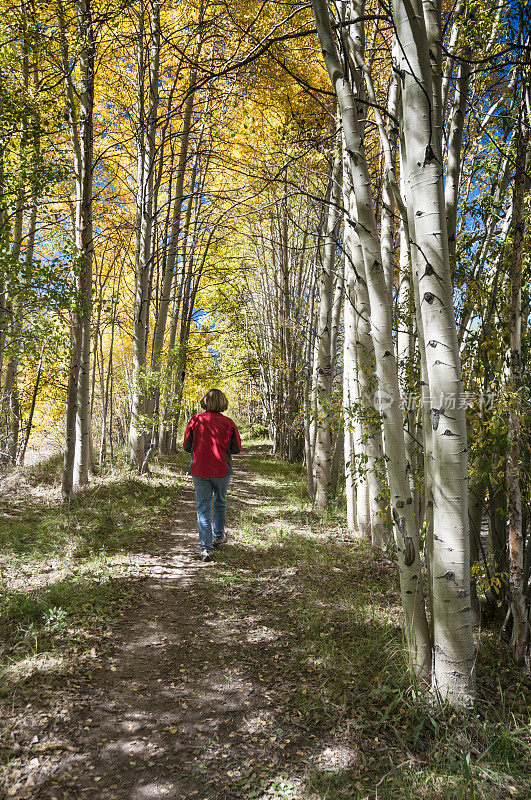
[200,388,229,413]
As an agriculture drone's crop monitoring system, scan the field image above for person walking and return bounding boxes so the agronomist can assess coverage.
[183,389,242,562]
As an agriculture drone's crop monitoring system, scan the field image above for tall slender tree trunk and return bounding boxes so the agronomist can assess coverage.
[69,0,95,487]
[397,228,420,531]
[130,0,161,469]
[304,285,316,499]
[445,56,470,262]
[380,66,399,296]
[151,66,197,441]
[19,346,45,467]
[0,150,6,385]
[468,475,485,629]
[343,146,388,547]
[62,319,82,501]
[343,256,357,532]
[314,145,342,508]
[312,0,431,678]
[506,67,530,666]
[3,356,20,464]
[395,0,475,705]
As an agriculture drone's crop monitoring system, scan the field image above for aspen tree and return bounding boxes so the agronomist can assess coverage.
[153,59,200,453]
[343,254,357,532]
[312,0,431,677]
[72,0,96,486]
[314,144,342,508]
[394,0,475,704]
[343,154,387,546]
[130,0,161,469]
[506,62,530,666]
[57,0,95,491]
[444,55,470,262]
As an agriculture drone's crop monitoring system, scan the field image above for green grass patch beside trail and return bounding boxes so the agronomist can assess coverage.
[205,448,530,800]
[0,450,190,688]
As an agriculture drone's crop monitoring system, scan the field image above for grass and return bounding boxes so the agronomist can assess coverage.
[1,442,529,799]
[0,448,190,686]
[200,450,530,800]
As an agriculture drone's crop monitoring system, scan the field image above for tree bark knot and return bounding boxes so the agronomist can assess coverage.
[392,508,415,567]
[423,143,437,165]
[423,264,442,280]
[438,571,459,586]
[430,407,444,430]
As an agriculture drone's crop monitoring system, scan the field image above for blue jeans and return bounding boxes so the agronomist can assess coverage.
[192,475,231,552]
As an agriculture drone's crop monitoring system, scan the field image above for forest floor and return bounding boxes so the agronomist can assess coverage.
[0,443,530,800]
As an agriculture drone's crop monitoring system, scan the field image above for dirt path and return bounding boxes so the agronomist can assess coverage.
[4,456,335,800]
[4,451,530,800]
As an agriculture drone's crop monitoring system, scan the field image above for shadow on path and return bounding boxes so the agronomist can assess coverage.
[5,451,378,800]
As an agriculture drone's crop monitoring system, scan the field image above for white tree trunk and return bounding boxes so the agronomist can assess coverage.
[343,265,357,532]
[343,163,388,547]
[150,67,197,436]
[129,0,161,469]
[395,0,475,705]
[312,0,431,677]
[314,146,342,509]
[444,57,470,261]
[396,227,420,532]
[65,0,95,488]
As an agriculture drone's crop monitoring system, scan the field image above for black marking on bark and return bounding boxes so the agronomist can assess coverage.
[383,350,392,357]
[415,210,423,216]
[393,64,405,80]
[423,143,436,164]
[427,499,433,507]
[396,500,405,508]
[442,429,458,436]
[347,148,358,166]
[406,497,412,505]
[424,291,434,304]
[392,508,415,566]
[430,407,443,430]
[438,571,459,585]
[406,590,412,594]
[456,590,468,598]
[420,263,443,282]
[372,259,382,271]
[404,538,415,567]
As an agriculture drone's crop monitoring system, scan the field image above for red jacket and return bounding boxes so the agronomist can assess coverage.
[183,412,242,477]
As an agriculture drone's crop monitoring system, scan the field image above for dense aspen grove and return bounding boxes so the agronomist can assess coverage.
[0,0,530,722]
